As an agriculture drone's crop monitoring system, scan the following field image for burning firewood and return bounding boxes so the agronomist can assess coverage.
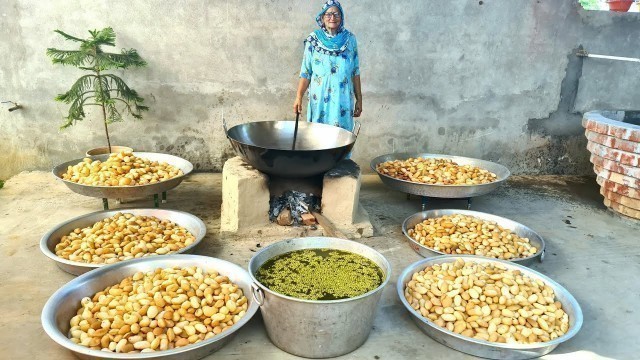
[277,208,294,226]
[301,213,317,226]
[269,190,320,226]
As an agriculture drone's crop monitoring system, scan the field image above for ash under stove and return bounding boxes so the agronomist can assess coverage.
[269,190,320,226]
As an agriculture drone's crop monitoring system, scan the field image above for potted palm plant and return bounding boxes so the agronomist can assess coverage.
[47,27,148,155]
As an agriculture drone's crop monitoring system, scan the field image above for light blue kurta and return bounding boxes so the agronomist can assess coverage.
[300,35,360,131]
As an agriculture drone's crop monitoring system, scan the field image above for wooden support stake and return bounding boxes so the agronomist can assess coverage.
[311,211,348,239]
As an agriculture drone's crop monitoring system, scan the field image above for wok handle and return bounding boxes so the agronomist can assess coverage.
[352,120,361,136]
[222,109,229,135]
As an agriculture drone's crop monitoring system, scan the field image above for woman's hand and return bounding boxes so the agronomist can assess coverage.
[352,75,362,117]
[353,99,362,117]
[294,78,310,115]
[293,96,303,115]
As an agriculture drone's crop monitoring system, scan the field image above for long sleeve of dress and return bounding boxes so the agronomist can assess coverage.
[300,42,313,79]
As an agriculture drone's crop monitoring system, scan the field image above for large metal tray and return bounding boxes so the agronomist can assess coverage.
[370,153,510,198]
[397,255,583,359]
[40,209,207,275]
[52,152,193,199]
[402,209,545,267]
[41,255,259,360]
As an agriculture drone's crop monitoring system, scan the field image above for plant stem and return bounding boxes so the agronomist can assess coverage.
[95,68,111,152]
[101,104,111,153]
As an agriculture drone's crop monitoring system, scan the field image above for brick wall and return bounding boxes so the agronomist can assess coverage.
[583,111,640,219]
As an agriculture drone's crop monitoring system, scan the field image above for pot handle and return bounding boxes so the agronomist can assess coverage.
[251,283,265,306]
[352,120,361,136]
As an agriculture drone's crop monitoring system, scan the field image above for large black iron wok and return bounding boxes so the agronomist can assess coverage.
[224,119,360,178]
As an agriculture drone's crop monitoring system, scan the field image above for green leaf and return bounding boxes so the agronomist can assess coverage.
[93,28,117,45]
[83,27,116,50]
[46,48,92,67]
[96,48,147,70]
[59,92,92,129]
[135,104,149,113]
[103,74,145,103]
[52,29,86,43]
[105,100,124,124]
[59,117,75,130]
[93,75,111,104]
[54,75,96,104]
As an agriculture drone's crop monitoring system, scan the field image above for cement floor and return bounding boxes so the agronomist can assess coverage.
[1,172,638,360]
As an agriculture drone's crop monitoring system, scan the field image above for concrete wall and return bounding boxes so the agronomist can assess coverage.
[1,0,639,179]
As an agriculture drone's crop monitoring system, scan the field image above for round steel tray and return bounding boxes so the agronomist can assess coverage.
[52,152,194,199]
[402,210,545,267]
[40,209,207,276]
[42,255,259,360]
[398,255,583,359]
[370,153,510,198]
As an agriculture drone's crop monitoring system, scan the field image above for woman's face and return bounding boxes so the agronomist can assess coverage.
[322,6,342,32]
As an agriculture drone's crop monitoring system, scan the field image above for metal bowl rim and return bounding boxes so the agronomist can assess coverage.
[248,237,391,304]
[397,255,583,350]
[227,136,355,154]
[52,152,194,190]
[86,146,134,157]
[370,153,511,189]
[41,254,259,359]
[401,209,546,263]
[226,120,357,152]
[39,208,207,270]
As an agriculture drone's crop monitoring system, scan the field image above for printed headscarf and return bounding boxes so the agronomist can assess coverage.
[305,0,353,56]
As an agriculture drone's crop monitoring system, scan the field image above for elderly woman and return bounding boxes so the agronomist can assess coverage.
[293,0,362,132]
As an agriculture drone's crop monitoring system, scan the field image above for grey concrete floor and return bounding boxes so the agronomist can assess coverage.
[1,172,639,360]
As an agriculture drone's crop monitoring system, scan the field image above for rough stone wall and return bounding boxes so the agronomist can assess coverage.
[1,0,639,179]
